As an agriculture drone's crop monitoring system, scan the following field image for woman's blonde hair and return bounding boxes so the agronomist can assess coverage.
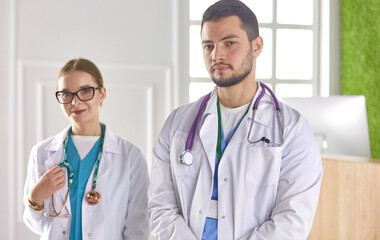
[57,58,103,88]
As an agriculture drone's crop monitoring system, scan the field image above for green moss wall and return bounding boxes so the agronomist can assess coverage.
[341,0,380,159]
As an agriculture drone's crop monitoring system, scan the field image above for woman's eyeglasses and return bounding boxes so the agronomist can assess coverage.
[55,86,102,104]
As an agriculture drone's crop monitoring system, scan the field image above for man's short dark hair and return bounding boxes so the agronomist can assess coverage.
[201,0,259,42]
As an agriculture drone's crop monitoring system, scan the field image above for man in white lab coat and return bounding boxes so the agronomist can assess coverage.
[148,0,323,239]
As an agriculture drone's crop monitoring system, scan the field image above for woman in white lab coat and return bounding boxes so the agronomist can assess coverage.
[23,58,149,240]
[149,84,323,240]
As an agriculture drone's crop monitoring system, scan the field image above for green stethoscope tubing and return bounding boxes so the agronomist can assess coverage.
[60,123,105,190]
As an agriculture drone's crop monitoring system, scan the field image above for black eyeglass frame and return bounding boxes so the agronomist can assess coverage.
[55,86,102,104]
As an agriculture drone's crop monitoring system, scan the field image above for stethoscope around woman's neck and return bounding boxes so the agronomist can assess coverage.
[178,82,284,165]
[44,123,105,217]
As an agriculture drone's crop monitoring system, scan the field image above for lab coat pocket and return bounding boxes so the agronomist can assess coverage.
[170,131,200,178]
[245,146,282,186]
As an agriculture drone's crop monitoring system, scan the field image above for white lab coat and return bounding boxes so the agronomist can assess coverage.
[23,125,150,240]
[149,84,323,240]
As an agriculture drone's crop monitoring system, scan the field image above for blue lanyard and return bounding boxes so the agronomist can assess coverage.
[216,99,251,161]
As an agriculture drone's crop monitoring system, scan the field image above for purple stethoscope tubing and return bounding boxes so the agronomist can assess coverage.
[178,92,211,165]
[247,82,284,145]
[254,82,280,110]
[185,92,211,151]
[178,82,283,165]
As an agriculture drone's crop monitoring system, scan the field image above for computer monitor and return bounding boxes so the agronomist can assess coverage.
[281,96,371,158]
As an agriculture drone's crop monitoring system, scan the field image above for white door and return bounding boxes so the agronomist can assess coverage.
[1,0,178,239]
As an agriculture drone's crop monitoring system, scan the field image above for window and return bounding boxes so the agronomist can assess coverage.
[188,0,321,102]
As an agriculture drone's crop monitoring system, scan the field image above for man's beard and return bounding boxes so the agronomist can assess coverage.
[210,47,253,88]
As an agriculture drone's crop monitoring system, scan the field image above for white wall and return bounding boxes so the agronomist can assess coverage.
[1,0,179,239]
[0,1,11,239]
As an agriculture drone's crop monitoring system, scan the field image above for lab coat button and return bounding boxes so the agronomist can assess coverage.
[62,230,66,235]
[221,215,225,219]
[199,210,202,214]
[224,178,227,182]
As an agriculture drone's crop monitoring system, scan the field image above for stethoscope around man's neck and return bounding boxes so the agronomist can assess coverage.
[178,82,284,166]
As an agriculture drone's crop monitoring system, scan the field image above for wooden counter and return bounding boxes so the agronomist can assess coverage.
[308,156,380,240]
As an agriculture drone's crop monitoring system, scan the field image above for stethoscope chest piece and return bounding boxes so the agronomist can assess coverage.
[86,189,101,205]
[178,150,193,165]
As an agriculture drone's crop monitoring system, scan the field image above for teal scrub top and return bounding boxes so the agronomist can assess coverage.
[66,134,101,240]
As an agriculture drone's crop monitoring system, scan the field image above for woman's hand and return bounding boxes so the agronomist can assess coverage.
[28,166,66,206]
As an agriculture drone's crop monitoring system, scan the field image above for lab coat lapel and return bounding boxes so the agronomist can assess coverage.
[87,125,117,189]
[245,94,277,144]
[88,153,111,194]
[199,90,218,174]
[222,84,274,151]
